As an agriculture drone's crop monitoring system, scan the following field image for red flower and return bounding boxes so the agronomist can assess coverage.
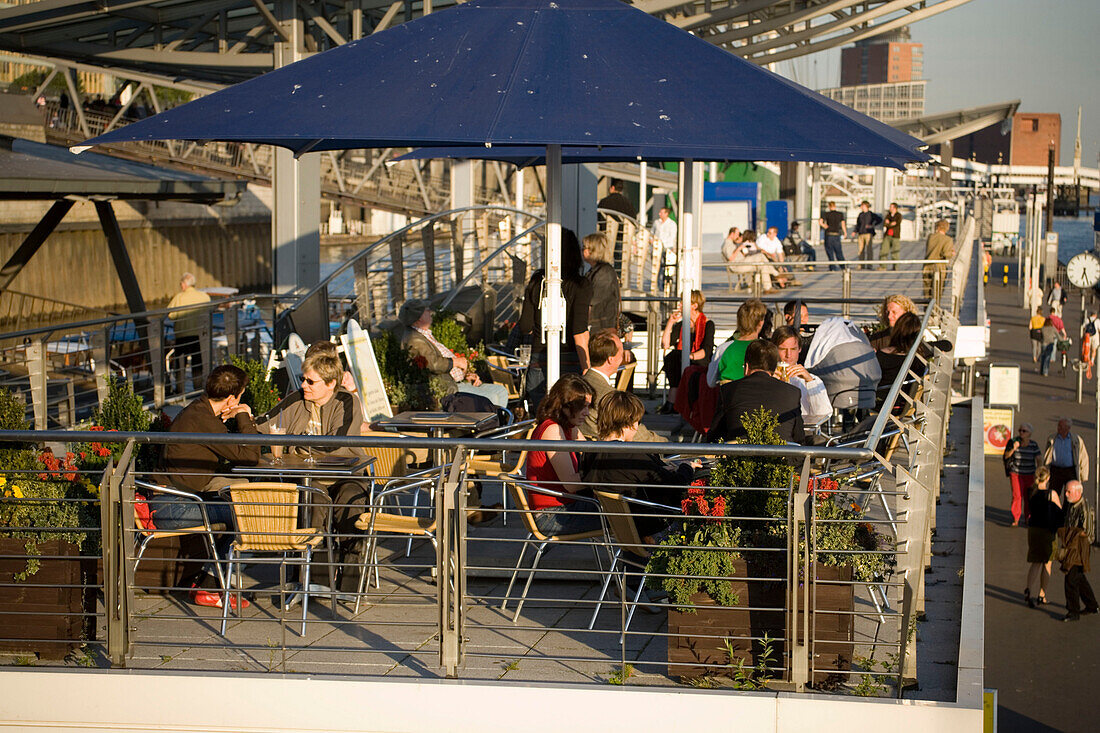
[64,472,77,482]
[687,486,704,498]
[79,452,86,461]
[38,472,49,480]
[681,498,692,514]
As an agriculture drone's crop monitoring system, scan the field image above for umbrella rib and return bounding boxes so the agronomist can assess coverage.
[485,8,540,144]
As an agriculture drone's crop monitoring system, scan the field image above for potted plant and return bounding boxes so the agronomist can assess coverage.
[0,389,99,658]
[648,408,890,684]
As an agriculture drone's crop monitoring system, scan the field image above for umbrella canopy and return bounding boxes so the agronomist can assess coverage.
[77,0,927,167]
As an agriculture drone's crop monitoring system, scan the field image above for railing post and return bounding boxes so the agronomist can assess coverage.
[390,232,406,308]
[646,300,660,397]
[788,459,812,691]
[101,439,136,667]
[842,269,852,318]
[149,316,165,408]
[752,270,763,299]
[199,311,212,390]
[27,338,48,430]
[225,305,240,360]
[92,327,110,406]
[423,223,437,297]
[437,448,466,678]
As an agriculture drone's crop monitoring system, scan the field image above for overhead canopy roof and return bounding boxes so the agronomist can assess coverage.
[0,134,246,202]
[891,101,1022,146]
[0,0,974,87]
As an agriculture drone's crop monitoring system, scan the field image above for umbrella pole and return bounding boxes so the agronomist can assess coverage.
[543,144,565,389]
[679,160,695,379]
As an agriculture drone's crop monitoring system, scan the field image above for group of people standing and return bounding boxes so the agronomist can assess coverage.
[817,200,903,272]
[1004,418,1097,621]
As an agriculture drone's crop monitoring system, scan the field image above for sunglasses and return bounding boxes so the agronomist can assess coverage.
[302,377,331,386]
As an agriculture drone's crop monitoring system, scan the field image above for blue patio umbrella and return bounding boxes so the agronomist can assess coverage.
[76,0,929,384]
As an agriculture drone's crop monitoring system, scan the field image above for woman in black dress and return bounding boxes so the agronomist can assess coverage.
[1025,466,1063,607]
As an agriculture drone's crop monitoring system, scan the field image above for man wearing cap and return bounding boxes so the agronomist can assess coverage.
[399,300,510,408]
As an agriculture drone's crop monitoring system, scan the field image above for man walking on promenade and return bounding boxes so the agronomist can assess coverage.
[819,201,846,271]
[1057,480,1097,621]
[1049,281,1066,317]
[881,203,902,270]
[922,220,954,300]
[1044,418,1089,497]
[853,200,881,269]
[652,206,677,287]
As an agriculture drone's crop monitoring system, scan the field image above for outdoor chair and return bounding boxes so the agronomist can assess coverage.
[132,479,228,608]
[467,420,536,525]
[353,464,453,612]
[218,482,336,636]
[499,475,606,623]
[615,361,637,391]
[588,489,678,641]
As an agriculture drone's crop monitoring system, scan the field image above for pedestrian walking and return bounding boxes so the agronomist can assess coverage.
[880,202,902,270]
[1004,423,1041,526]
[922,219,954,300]
[1048,282,1066,317]
[1081,310,1100,379]
[853,200,881,269]
[818,201,846,271]
[1043,418,1089,497]
[1056,480,1097,621]
[1039,313,1059,376]
[1025,467,1061,608]
[1028,306,1046,363]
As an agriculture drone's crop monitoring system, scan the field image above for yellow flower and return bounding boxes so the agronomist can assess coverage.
[0,475,6,486]
[11,485,23,499]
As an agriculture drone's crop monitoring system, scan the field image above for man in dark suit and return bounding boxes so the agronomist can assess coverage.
[709,339,804,444]
[581,329,665,442]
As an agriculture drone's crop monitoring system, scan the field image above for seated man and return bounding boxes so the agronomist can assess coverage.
[805,316,882,411]
[153,364,261,608]
[581,391,699,540]
[399,299,510,409]
[783,222,816,263]
[709,340,804,444]
[581,328,665,442]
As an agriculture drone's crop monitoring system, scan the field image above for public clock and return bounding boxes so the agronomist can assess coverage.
[1066,252,1100,289]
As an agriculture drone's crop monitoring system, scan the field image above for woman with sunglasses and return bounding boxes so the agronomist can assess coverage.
[1004,423,1041,527]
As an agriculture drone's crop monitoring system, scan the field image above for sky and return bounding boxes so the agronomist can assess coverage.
[774,0,1099,167]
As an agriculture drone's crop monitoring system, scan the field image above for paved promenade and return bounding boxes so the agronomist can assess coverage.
[984,258,1100,733]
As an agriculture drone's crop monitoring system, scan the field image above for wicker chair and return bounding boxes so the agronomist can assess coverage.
[218,482,336,635]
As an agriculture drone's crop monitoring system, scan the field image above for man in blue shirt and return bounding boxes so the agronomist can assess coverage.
[1044,418,1090,497]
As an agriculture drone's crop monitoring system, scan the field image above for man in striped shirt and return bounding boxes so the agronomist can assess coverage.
[1004,423,1041,526]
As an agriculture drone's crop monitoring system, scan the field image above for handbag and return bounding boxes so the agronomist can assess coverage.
[1029,328,1043,341]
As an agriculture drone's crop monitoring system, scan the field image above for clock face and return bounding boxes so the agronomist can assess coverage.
[1067,252,1100,289]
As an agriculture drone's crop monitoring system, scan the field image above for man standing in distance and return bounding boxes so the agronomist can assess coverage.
[853,200,882,270]
[819,201,846,271]
[923,219,954,300]
[1044,418,1090,497]
[168,272,212,392]
[597,178,637,269]
[881,203,902,270]
[652,207,677,288]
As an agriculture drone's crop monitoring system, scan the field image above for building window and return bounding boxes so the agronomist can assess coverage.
[1028,119,1039,132]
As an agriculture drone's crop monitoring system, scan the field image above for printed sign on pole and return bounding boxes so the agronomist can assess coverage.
[341,319,393,422]
[983,407,1014,456]
[988,364,1020,407]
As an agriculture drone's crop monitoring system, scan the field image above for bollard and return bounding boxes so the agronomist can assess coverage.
[1077,361,1087,403]
[1003,265,1009,287]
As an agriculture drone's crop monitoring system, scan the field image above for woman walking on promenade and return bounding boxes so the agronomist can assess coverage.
[1004,423,1041,526]
[1025,467,1062,607]
[1028,307,1046,363]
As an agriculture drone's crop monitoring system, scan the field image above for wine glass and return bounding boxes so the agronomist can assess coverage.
[270,413,285,464]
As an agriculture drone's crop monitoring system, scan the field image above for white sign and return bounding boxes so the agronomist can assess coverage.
[341,319,393,422]
[988,363,1020,407]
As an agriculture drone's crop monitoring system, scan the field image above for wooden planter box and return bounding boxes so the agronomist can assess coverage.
[668,562,854,683]
[0,538,93,659]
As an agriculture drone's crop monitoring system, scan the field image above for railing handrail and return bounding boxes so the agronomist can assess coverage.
[0,292,283,343]
[438,220,547,309]
[0,429,873,461]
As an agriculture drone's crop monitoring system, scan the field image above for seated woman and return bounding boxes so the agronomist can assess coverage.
[582,391,699,540]
[725,230,788,292]
[398,299,510,409]
[525,374,601,536]
[869,293,918,349]
[657,289,714,414]
[874,311,929,409]
[770,326,832,422]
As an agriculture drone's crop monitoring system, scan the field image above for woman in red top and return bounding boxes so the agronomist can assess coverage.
[525,373,600,536]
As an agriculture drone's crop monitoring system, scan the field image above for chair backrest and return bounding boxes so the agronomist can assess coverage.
[503,476,549,541]
[359,429,411,480]
[593,489,650,560]
[615,361,637,392]
[499,425,537,474]
[486,355,520,399]
[225,482,307,552]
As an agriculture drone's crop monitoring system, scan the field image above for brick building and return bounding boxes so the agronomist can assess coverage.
[840,28,923,85]
[939,112,1061,166]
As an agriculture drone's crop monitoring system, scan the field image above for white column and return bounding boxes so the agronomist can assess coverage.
[809,164,822,245]
[543,145,565,388]
[639,163,648,229]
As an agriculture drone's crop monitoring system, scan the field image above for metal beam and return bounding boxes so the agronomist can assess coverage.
[0,199,74,292]
[94,200,149,316]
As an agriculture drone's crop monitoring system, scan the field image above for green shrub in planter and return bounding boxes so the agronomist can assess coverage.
[229,355,281,416]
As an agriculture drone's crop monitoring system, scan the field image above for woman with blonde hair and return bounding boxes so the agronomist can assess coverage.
[709,298,768,386]
[583,232,621,334]
[870,293,919,348]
